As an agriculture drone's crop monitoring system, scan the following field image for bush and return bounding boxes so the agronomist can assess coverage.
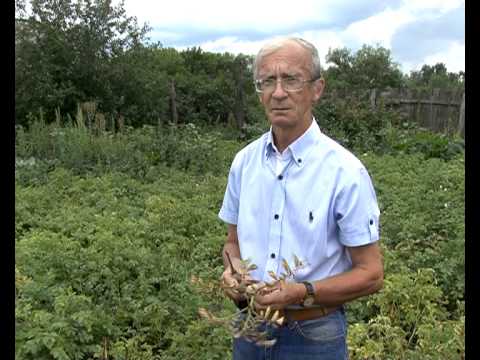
[15,120,464,359]
[314,97,464,161]
[15,120,241,182]
[314,97,401,153]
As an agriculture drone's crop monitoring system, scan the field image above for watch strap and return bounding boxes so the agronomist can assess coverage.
[301,281,315,297]
[300,281,315,306]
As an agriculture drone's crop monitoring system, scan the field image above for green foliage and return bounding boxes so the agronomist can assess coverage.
[15,123,464,359]
[16,4,261,130]
[314,97,400,153]
[16,0,463,135]
[16,166,230,359]
[314,97,464,161]
[16,120,240,181]
[405,63,464,92]
[324,44,404,91]
[348,268,464,359]
[361,153,464,310]
[386,126,465,160]
[15,0,150,126]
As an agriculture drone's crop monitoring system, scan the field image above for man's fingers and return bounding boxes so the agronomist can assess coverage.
[222,275,239,288]
[254,286,283,310]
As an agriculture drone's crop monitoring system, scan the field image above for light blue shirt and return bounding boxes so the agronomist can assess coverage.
[219,119,380,284]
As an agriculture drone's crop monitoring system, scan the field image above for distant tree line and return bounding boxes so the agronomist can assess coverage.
[15,0,465,129]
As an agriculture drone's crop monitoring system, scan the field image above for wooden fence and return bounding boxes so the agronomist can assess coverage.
[373,88,465,138]
[323,88,465,138]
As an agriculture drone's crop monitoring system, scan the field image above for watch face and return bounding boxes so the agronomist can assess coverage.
[303,296,315,307]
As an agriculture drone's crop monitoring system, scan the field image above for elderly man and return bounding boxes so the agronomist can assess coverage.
[218,37,383,360]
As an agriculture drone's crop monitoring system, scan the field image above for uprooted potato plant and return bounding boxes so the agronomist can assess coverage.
[194,254,308,347]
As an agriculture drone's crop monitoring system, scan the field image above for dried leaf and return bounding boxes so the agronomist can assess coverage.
[268,271,279,280]
[264,306,271,319]
[233,331,243,338]
[236,283,246,293]
[293,254,302,268]
[271,310,280,322]
[247,264,258,271]
[246,284,257,295]
[256,339,277,347]
[282,259,292,276]
[198,308,212,320]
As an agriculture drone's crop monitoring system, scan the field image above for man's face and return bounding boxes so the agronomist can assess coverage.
[257,42,324,131]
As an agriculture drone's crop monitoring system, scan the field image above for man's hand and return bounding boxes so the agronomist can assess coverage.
[220,266,246,303]
[254,281,306,310]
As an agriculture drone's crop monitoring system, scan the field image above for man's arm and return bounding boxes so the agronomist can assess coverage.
[308,242,384,306]
[220,224,248,303]
[222,224,242,271]
[255,242,384,309]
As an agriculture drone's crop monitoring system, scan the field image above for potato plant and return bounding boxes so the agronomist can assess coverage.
[15,124,464,359]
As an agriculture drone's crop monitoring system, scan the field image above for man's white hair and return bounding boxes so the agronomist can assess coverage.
[253,37,322,80]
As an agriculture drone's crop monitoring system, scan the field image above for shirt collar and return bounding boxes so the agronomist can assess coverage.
[265,118,322,167]
[265,129,276,158]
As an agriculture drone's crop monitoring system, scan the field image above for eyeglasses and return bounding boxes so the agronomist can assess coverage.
[254,76,319,93]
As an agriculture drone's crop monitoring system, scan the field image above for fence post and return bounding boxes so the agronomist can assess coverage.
[170,78,179,125]
[370,88,377,109]
[457,92,465,138]
[415,98,422,126]
[429,88,440,131]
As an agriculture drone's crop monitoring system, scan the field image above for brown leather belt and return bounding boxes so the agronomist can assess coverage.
[279,306,341,323]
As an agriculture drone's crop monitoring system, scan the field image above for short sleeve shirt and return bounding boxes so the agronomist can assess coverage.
[218,119,380,283]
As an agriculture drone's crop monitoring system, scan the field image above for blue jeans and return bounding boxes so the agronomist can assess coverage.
[233,308,349,360]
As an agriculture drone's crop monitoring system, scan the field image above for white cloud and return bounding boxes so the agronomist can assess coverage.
[116,0,464,73]
[119,0,391,33]
[341,7,414,49]
[400,0,464,12]
[421,41,465,73]
[193,30,346,70]
[188,37,264,55]
[121,0,321,32]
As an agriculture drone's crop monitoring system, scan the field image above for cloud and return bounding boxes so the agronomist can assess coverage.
[418,41,464,73]
[122,0,400,46]
[118,0,464,73]
[391,4,464,71]
[338,6,414,50]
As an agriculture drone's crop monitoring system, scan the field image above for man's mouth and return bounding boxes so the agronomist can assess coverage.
[271,108,290,111]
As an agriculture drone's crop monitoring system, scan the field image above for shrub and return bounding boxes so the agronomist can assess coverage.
[15,119,464,359]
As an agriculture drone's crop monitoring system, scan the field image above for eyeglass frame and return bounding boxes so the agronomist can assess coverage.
[254,75,321,93]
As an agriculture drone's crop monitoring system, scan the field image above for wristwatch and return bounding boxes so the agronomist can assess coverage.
[301,281,316,307]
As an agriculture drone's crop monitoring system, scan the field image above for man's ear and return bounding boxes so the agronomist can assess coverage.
[312,78,325,103]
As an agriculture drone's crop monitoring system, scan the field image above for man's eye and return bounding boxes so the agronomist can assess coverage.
[263,79,275,86]
[285,76,299,84]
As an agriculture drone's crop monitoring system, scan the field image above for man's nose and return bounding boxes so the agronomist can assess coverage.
[271,78,288,99]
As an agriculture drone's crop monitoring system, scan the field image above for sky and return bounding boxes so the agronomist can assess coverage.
[119,0,465,74]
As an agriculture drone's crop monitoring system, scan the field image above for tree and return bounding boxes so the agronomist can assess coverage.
[405,63,464,92]
[324,44,403,91]
[15,0,150,126]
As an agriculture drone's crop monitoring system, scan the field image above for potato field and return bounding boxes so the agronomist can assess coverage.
[15,120,464,359]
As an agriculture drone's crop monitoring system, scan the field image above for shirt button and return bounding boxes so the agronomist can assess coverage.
[274,214,279,219]
[370,219,374,225]
[270,253,276,259]
[278,175,283,180]
[298,158,302,163]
